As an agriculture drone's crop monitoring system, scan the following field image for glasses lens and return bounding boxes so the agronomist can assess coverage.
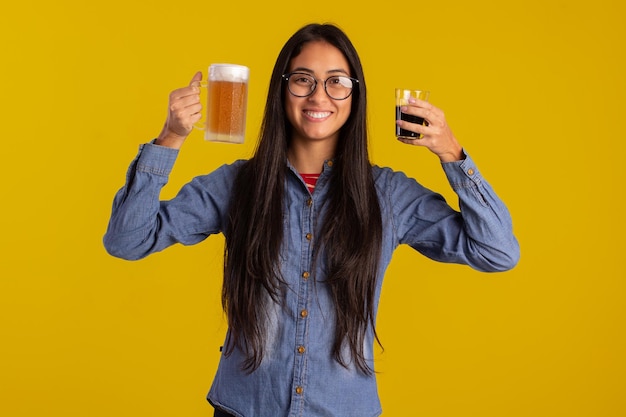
[325,76,354,100]
[288,73,316,97]
[285,73,356,100]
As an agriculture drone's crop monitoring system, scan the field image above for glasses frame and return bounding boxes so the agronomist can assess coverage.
[282,72,359,101]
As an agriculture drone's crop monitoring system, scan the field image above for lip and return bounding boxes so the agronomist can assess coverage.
[302,110,332,121]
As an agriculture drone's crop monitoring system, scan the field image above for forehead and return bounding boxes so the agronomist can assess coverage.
[288,40,350,74]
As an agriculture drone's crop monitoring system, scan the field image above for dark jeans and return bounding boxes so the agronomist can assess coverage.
[214,408,234,417]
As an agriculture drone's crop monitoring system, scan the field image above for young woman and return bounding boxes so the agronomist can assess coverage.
[104,23,519,417]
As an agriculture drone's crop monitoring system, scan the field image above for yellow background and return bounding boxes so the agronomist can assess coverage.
[1,0,624,416]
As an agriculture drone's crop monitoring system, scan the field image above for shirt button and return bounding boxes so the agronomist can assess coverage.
[306,198,313,207]
[305,233,312,241]
[297,345,306,354]
[295,386,304,395]
[327,160,333,167]
[467,168,475,176]
[300,309,308,318]
[302,271,310,280]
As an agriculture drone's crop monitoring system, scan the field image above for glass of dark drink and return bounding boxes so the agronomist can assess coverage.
[395,88,430,139]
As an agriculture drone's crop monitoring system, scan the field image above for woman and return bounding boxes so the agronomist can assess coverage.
[104,23,519,417]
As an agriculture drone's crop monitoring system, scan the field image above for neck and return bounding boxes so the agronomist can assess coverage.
[288,139,336,173]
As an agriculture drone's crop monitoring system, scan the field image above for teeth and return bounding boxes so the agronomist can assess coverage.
[305,111,331,119]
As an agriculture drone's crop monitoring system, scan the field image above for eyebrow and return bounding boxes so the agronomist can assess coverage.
[291,66,350,76]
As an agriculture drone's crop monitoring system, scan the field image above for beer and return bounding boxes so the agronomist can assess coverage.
[205,64,249,143]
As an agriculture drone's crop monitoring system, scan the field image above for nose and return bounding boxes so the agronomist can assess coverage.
[307,81,329,102]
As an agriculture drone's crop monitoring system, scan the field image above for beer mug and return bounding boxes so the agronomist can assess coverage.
[395,88,430,139]
[194,64,250,143]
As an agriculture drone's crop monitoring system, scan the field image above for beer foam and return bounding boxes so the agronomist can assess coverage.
[209,64,249,82]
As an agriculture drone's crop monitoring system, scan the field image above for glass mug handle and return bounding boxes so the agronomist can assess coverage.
[191,80,208,130]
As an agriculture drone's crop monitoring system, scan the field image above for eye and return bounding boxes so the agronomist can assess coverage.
[292,74,314,85]
[327,76,353,88]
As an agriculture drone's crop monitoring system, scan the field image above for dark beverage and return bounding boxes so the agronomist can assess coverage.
[395,106,425,138]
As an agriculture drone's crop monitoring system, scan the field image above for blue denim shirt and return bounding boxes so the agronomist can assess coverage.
[104,143,519,417]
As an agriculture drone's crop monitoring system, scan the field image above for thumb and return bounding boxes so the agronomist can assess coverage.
[189,71,202,86]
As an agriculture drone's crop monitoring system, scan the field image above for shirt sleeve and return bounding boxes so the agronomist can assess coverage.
[389,150,520,272]
[103,142,240,260]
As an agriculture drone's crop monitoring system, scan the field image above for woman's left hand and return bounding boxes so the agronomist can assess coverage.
[396,98,464,162]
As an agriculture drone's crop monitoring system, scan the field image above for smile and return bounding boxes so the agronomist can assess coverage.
[304,111,332,119]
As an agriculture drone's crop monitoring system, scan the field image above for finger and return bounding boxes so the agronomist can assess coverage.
[405,99,444,124]
[187,102,202,117]
[189,71,202,86]
[170,101,202,123]
[170,84,201,102]
[173,92,201,108]
[189,110,202,124]
[396,119,428,138]
[407,108,442,129]
[397,136,426,146]
[407,97,430,108]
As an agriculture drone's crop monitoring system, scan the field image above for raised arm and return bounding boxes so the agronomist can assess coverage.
[103,73,238,260]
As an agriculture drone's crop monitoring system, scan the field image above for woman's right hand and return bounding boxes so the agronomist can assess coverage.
[155,72,203,149]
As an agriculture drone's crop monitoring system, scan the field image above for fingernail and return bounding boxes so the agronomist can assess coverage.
[400,106,407,112]
[408,97,416,104]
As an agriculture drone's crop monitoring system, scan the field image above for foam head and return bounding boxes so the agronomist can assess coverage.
[209,64,250,82]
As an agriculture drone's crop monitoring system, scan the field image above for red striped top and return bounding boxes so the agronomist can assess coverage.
[300,173,320,194]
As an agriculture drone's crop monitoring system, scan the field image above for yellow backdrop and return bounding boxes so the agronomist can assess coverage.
[1,0,624,416]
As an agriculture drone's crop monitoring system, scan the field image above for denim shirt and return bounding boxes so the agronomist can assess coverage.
[104,143,519,417]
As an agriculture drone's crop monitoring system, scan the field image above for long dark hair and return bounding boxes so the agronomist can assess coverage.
[222,23,383,374]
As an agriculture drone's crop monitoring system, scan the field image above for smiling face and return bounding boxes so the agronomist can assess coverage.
[285,41,353,149]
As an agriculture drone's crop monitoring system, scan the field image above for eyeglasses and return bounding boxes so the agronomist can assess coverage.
[282,72,358,100]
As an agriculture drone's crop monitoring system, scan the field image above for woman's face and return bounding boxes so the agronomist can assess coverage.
[284,41,353,147]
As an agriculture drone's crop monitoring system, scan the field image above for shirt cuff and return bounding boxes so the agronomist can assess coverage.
[441,149,482,189]
[135,141,180,177]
